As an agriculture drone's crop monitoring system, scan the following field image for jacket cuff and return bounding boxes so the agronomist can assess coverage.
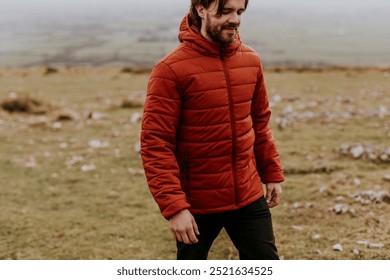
[161,199,191,220]
[260,172,285,184]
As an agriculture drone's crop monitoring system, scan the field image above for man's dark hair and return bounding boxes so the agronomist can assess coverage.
[190,0,249,29]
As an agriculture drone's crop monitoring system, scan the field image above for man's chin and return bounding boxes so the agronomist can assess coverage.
[221,34,237,44]
[207,29,237,44]
[224,29,238,38]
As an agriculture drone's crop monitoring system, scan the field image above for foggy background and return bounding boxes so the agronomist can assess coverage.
[0,0,389,67]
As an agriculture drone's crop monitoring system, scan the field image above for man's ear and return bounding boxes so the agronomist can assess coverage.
[195,4,206,19]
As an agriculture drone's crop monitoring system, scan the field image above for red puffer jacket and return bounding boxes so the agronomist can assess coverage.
[141,14,284,219]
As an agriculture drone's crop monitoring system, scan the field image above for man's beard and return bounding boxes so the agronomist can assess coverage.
[205,18,239,44]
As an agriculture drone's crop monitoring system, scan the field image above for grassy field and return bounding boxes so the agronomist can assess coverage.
[0,67,389,260]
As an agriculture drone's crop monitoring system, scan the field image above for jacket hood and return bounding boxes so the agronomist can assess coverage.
[178,13,242,58]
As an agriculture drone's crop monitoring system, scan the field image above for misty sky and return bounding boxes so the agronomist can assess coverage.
[1,0,390,14]
[1,0,390,26]
[1,0,389,29]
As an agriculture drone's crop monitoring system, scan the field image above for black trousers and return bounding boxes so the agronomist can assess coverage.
[176,196,279,260]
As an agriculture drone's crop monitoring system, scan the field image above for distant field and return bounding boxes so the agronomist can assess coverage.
[2,26,390,68]
[0,67,389,259]
[1,1,390,68]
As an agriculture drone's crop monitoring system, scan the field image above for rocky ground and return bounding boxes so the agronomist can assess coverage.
[0,67,389,259]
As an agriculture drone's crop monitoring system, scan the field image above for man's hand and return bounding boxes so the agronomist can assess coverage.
[169,209,200,244]
[266,183,282,208]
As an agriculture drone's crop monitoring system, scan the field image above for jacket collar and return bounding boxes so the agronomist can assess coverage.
[178,13,242,58]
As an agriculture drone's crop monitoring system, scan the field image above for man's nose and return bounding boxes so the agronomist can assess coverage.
[228,12,240,24]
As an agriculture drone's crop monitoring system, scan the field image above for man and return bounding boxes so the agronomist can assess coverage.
[141,0,284,260]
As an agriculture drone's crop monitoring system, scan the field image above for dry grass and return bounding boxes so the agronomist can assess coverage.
[0,67,389,260]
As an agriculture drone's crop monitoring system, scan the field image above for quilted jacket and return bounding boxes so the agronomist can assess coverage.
[141,14,284,219]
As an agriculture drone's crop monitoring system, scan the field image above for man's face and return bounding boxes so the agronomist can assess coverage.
[202,0,246,44]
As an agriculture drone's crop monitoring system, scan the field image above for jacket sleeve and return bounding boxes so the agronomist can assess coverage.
[251,60,285,183]
[141,62,191,220]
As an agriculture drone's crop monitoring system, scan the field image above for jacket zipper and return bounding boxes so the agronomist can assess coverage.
[221,46,238,208]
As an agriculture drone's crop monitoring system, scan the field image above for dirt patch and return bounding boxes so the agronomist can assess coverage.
[54,108,80,121]
[121,97,144,109]
[1,95,52,114]
[121,67,151,74]
[43,66,59,75]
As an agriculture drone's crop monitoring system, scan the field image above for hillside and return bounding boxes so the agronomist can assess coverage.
[0,66,389,259]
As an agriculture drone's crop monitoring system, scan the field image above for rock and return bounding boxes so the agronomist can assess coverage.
[368,243,384,249]
[88,139,110,149]
[128,168,144,175]
[9,92,17,98]
[114,149,121,158]
[276,117,290,130]
[352,249,360,255]
[351,145,365,158]
[312,234,321,240]
[81,164,96,172]
[110,131,121,138]
[356,240,385,249]
[354,190,390,204]
[107,191,120,199]
[59,142,68,149]
[368,152,378,161]
[348,207,356,217]
[353,178,362,186]
[43,151,51,158]
[338,144,351,155]
[282,105,294,115]
[292,202,302,209]
[134,141,141,153]
[383,174,390,182]
[319,186,328,194]
[272,95,282,103]
[315,249,324,256]
[28,116,49,127]
[332,244,343,251]
[131,112,142,124]
[89,139,101,149]
[291,225,304,231]
[52,122,62,130]
[307,101,318,108]
[378,106,388,119]
[305,202,314,209]
[333,204,348,214]
[66,156,84,167]
[25,157,37,168]
[88,111,106,120]
[379,153,389,162]
[337,143,390,163]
